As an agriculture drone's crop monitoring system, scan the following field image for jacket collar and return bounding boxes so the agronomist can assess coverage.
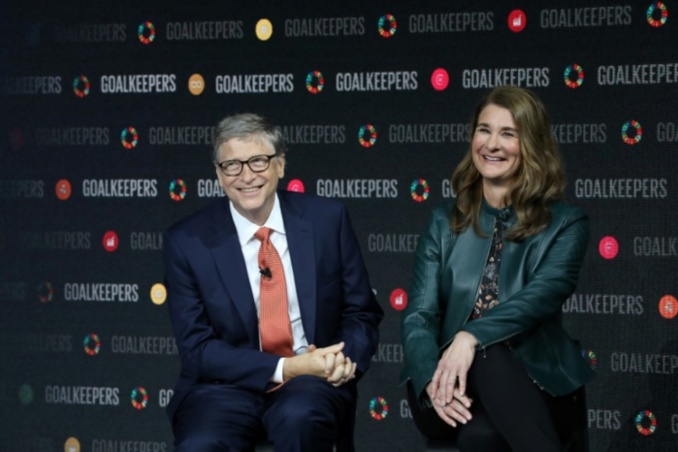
[278,192,317,343]
[205,198,260,344]
[481,197,515,221]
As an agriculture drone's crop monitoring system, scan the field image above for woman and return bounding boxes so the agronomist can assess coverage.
[401,86,594,451]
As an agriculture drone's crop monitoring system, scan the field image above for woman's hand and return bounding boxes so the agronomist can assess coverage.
[426,381,474,427]
[430,331,479,418]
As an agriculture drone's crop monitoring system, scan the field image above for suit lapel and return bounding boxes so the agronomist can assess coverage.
[279,192,317,344]
[207,200,259,345]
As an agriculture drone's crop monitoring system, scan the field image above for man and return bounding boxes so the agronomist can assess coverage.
[163,113,383,451]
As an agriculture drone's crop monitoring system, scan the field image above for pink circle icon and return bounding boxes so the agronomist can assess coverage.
[102,231,120,252]
[508,10,527,32]
[598,236,619,260]
[390,288,408,311]
[431,68,449,91]
[287,179,305,193]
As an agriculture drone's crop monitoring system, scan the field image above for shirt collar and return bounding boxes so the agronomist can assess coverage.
[230,193,286,246]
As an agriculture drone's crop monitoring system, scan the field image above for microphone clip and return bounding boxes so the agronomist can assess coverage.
[259,266,272,280]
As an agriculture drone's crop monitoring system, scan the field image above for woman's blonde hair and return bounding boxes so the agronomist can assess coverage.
[451,86,566,241]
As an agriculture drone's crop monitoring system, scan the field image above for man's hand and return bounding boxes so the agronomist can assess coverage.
[282,342,356,386]
[326,354,356,387]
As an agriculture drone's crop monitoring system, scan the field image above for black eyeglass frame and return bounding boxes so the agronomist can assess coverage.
[215,153,278,176]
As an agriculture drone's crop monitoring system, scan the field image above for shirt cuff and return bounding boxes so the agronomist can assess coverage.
[272,358,285,383]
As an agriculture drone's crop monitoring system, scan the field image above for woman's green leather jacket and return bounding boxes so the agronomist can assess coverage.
[401,199,595,403]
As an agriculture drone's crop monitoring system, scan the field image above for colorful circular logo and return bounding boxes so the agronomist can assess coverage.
[150,283,167,305]
[658,294,677,319]
[563,64,585,89]
[188,73,205,95]
[598,236,619,259]
[647,3,668,27]
[377,14,397,38]
[103,231,119,252]
[410,178,430,202]
[121,127,139,149]
[390,288,408,311]
[287,179,305,193]
[83,333,101,356]
[431,68,449,91]
[256,18,273,41]
[138,21,156,44]
[369,396,389,420]
[56,179,72,201]
[37,281,54,303]
[169,179,187,201]
[72,75,90,98]
[305,70,324,94]
[508,10,527,32]
[131,387,149,410]
[621,120,642,145]
[634,410,657,436]
[358,124,377,148]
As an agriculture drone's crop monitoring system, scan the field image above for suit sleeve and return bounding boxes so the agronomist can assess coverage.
[163,230,279,393]
[331,204,384,376]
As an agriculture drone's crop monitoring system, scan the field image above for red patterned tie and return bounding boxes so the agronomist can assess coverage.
[254,227,294,357]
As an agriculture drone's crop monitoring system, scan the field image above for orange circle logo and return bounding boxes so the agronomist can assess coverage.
[64,437,81,452]
[659,295,677,319]
[55,179,72,200]
[188,74,205,95]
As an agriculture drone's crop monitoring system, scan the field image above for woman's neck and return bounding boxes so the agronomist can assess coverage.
[482,182,510,209]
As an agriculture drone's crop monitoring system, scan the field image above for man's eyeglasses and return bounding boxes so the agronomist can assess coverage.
[216,154,278,176]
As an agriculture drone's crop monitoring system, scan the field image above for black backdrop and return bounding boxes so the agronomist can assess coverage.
[1,1,677,451]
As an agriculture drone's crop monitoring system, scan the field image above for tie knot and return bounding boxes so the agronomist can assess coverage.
[255,227,272,242]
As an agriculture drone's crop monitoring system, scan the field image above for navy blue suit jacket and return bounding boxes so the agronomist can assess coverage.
[163,190,383,419]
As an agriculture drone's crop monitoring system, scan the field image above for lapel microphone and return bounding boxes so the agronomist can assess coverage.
[259,266,272,280]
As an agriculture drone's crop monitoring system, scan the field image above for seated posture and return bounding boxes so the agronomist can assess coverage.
[164,113,383,451]
[401,86,594,451]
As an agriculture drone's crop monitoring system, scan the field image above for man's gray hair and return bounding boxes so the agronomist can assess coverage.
[212,113,286,162]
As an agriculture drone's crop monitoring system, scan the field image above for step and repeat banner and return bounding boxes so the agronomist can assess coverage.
[1,1,677,451]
